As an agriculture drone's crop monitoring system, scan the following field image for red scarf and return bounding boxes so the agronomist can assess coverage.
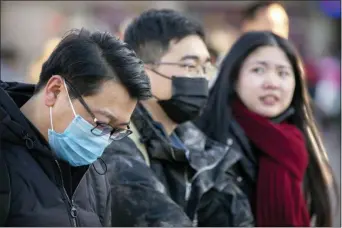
[232,99,310,227]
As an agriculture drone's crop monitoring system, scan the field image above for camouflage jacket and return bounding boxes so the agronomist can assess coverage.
[103,104,254,226]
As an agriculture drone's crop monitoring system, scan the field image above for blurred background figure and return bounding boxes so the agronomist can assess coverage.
[315,57,341,129]
[208,25,240,67]
[116,17,134,40]
[0,46,21,82]
[241,1,289,38]
[206,26,240,88]
[28,37,61,83]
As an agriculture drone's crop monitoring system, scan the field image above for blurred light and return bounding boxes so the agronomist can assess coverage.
[267,3,289,38]
[319,0,341,18]
[118,17,134,40]
[268,3,287,24]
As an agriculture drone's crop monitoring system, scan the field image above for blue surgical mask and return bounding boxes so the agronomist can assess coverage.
[48,80,111,166]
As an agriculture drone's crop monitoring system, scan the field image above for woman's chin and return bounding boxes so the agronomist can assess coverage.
[253,108,282,119]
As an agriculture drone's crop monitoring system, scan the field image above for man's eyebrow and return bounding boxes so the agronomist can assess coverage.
[179,55,200,62]
[94,109,117,122]
[180,55,211,64]
[95,109,130,126]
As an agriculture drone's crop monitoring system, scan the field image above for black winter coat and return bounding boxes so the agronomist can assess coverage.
[193,119,259,226]
[0,81,111,227]
[103,137,192,227]
[104,104,255,226]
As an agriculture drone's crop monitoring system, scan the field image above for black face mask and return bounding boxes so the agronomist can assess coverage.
[151,69,209,124]
[158,76,209,124]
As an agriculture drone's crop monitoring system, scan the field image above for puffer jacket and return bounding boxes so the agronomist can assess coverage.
[104,103,254,226]
[103,136,192,227]
[0,81,111,227]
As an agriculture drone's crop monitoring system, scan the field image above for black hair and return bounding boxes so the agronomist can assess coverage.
[123,9,205,63]
[35,28,151,100]
[196,31,338,227]
[241,1,279,22]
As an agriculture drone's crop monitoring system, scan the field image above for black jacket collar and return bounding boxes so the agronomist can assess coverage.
[131,103,188,163]
[0,81,52,158]
[132,103,240,173]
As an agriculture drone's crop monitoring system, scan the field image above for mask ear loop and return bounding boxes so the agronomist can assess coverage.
[63,80,77,117]
[145,66,172,101]
[145,66,172,80]
[50,107,54,131]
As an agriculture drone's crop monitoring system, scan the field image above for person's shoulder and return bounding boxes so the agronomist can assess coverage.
[176,121,228,150]
[176,121,206,142]
[103,136,144,160]
[102,137,156,185]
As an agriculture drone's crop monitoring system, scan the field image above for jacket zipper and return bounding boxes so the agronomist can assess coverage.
[185,168,199,227]
[170,146,192,202]
[184,168,191,202]
[170,146,192,203]
[55,160,78,227]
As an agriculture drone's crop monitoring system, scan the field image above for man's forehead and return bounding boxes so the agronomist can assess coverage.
[86,81,137,125]
[165,35,210,62]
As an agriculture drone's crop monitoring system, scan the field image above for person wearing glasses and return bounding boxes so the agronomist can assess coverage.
[103,9,253,227]
[0,28,151,226]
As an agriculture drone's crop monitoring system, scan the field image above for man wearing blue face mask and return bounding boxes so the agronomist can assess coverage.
[0,28,151,226]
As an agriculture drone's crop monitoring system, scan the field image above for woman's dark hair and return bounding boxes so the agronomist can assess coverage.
[196,31,338,227]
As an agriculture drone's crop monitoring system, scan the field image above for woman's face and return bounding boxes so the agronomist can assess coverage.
[236,46,296,117]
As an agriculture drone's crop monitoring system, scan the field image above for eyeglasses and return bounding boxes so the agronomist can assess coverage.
[64,80,132,141]
[150,62,217,78]
[90,122,132,141]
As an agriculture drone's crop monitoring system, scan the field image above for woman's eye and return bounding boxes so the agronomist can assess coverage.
[252,67,265,74]
[279,70,290,77]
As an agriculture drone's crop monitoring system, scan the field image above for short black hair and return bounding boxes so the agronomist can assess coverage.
[35,28,151,100]
[124,9,205,63]
[242,1,278,22]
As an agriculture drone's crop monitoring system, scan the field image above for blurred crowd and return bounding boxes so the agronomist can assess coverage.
[0,1,341,226]
[1,1,340,129]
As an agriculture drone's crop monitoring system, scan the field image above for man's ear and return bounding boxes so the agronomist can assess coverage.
[44,75,64,107]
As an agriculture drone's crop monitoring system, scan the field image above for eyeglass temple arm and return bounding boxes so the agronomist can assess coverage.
[64,79,97,121]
